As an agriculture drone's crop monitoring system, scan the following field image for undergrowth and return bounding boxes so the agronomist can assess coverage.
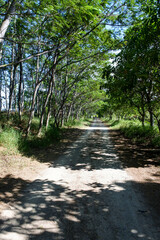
[0,113,61,154]
[0,113,91,155]
[0,125,61,154]
[106,119,160,147]
[64,117,90,128]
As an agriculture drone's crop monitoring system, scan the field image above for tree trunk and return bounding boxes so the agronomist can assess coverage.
[0,0,16,60]
[0,65,2,111]
[149,110,154,127]
[18,44,23,121]
[26,82,41,136]
[38,51,58,135]
[38,78,54,135]
[8,43,18,119]
[157,119,160,132]
[66,104,73,122]
[46,85,54,130]
[35,40,40,117]
[46,104,51,130]
[5,75,8,110]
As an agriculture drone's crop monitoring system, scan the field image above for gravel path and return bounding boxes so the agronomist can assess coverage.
[0,119,159,240]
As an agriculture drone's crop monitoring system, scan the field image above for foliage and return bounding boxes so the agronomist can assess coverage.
[101,1,160,130]
[0,113,60,154]
[24,126,61,150]
[106,119,160,147]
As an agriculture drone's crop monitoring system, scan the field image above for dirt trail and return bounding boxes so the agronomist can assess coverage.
[0,119,159,240]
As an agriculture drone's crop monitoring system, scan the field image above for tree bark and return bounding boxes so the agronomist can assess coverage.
[0,58,2,111]
[8,43,18,119]
[46,86,54,130]
[18,44,23,121]
[0,0,16,60]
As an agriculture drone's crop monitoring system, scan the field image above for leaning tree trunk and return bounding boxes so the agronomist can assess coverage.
[0,0,16,60]
[45,102,51,130]
[45,84,54,130]
[18,44,23,121]
[35,39,40,117]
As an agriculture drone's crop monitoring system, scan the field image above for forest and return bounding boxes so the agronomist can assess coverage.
[0,0,160,147]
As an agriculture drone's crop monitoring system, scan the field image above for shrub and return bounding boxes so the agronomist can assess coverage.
[24,126,61,150]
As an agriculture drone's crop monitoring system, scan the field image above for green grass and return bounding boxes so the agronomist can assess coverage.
[0,112,91,155]
[0,125,61,154]
[24,126,61,150]
[0,127,22,154]
[64,118,91,128]
[0,112,61,154]
[105,119,160,147]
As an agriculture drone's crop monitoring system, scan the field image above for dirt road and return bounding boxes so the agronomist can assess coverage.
[0,119,159,240]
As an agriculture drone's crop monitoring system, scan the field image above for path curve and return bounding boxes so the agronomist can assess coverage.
[0,119,159,240]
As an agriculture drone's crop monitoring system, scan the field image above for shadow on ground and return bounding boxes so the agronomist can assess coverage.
[0,174,160,240]
[107,128,160,169]
[0,121,160,239]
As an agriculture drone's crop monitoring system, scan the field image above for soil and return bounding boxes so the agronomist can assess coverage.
[0,122,160,227]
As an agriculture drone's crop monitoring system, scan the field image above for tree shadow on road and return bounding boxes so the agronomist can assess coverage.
[0,123,160,239]
[107,128,160,169]
[0,174,160,240]
[23,123,160,171]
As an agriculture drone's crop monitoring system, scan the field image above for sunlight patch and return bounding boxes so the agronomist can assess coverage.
[0,232,28,240]
[65,214,80,222]
[1,209,16,219]
[89,127,108,130]
[108,184,125,192]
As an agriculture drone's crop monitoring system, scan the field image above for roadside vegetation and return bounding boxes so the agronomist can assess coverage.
[104,118,160,147]
[0,112,90,155]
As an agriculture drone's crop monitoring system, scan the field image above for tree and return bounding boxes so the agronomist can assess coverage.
[0,0,139,136]
[0,0,17,60]
[102,1,160,128]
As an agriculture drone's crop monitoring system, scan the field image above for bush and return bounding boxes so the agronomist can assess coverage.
[45,126,60,143]
[24,126,61,150]
[122,125,156,139]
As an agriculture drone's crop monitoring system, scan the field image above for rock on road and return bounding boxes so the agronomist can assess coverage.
[0,119,159,240]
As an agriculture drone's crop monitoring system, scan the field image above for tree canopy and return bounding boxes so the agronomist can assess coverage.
[0,0,160,134]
